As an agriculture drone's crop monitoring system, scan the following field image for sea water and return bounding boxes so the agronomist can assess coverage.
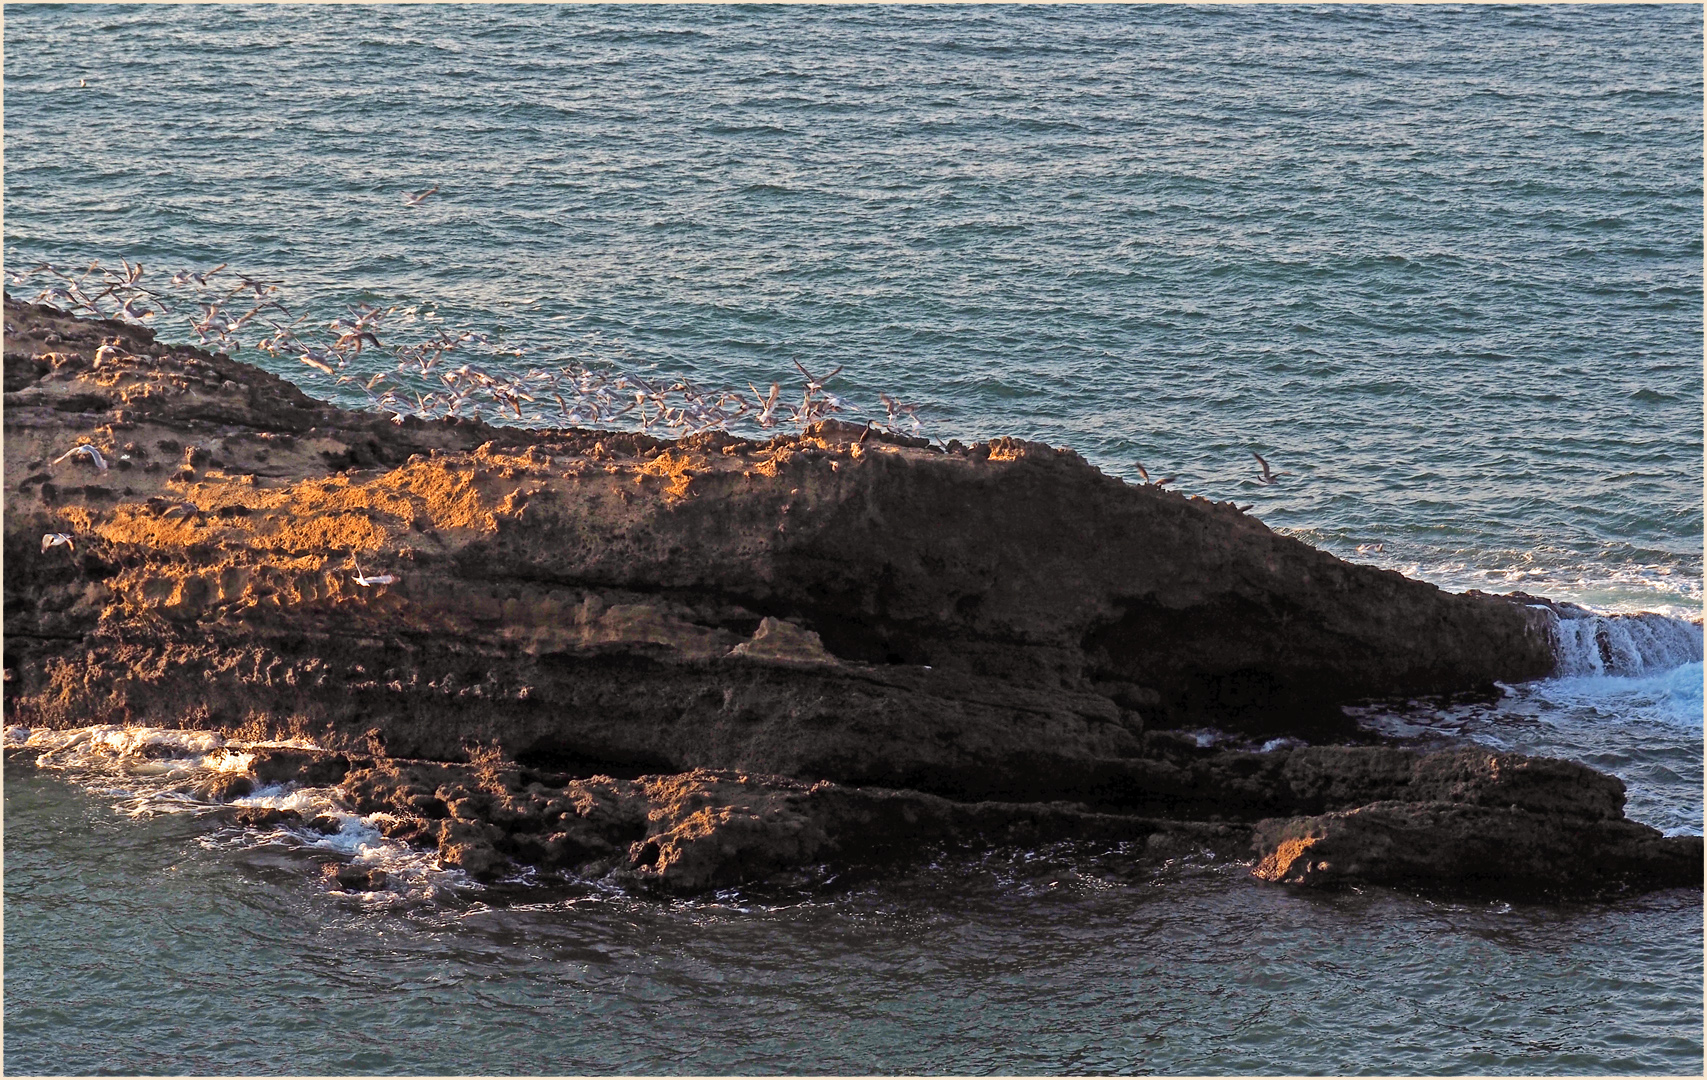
[3,5,1701,1074]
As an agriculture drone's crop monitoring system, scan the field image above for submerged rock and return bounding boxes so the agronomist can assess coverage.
[2,295,1691,899]
[233,806,301,829]
[331,865,388,892]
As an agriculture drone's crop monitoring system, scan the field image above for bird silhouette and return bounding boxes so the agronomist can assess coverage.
[1252,452,1291,486]
[1134,461,1174,487]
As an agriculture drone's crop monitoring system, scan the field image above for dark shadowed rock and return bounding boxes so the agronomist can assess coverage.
[234,806,301,829]
[332,865,389,891]
[335,759,1243,890]
[305,814,342,835]
[249,748,362,788]
[1252,803,1702,897]
[204,773,254,801]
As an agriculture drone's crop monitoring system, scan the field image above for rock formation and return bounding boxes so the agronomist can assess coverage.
[4,294,1697,898]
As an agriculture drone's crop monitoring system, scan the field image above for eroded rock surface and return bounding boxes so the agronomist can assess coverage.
[269,747,1238,892]
[4,295,1695,898]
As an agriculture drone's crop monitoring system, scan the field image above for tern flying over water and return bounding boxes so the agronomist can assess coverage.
[1252,452,1290,486]
[403,185,440,207]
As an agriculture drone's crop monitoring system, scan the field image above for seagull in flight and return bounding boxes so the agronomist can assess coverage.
[41,533,74,552]
[53,444,108,470]
[1134,461,1174,487]
[351,559,397,587]
[1252,452,1290,486]
[297,348,339,376]
[403,185,440,207]
[170,263,227,288]
[750,381,783,428]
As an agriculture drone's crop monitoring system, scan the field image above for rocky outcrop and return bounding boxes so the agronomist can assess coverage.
[4,295,1695,899]
[1253,805,1701,898]
[209,741,1687,898]
[324,750,1232,891]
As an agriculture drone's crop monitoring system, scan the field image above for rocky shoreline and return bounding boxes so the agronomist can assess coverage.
[4,294,1699,898]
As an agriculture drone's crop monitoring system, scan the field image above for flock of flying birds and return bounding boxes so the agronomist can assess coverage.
[15,237,1300,579]
[7,256,934,443]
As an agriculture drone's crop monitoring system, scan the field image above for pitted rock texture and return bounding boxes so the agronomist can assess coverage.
[317,751,1238,892]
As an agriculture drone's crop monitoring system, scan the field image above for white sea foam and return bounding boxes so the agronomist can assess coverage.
[1312,542,1704,624]
[4,725,466,898]
[1529,660,1705,733]
[3,725,326,771]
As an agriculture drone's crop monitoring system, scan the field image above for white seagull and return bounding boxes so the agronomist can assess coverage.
[53,444,108,470]
[402,185,440,207]
[41,533,74,552]
[351,560,397,587]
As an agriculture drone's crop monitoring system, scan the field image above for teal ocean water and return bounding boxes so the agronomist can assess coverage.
[3,5,1702,1075]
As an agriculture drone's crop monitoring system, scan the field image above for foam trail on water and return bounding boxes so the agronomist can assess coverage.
[1537,661,1705,733]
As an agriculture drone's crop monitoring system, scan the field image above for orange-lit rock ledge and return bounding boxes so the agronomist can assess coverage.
[4,294,1697,897]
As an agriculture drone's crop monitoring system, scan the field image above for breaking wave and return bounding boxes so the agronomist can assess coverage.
[1540,604,1704,678]
[1,725,468,902]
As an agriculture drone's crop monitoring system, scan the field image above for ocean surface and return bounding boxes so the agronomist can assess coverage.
[3,4,1702,1075]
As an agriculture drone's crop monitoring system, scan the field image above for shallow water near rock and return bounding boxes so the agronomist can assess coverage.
[4,757,1701,1077]
[3,4,1703,1074]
